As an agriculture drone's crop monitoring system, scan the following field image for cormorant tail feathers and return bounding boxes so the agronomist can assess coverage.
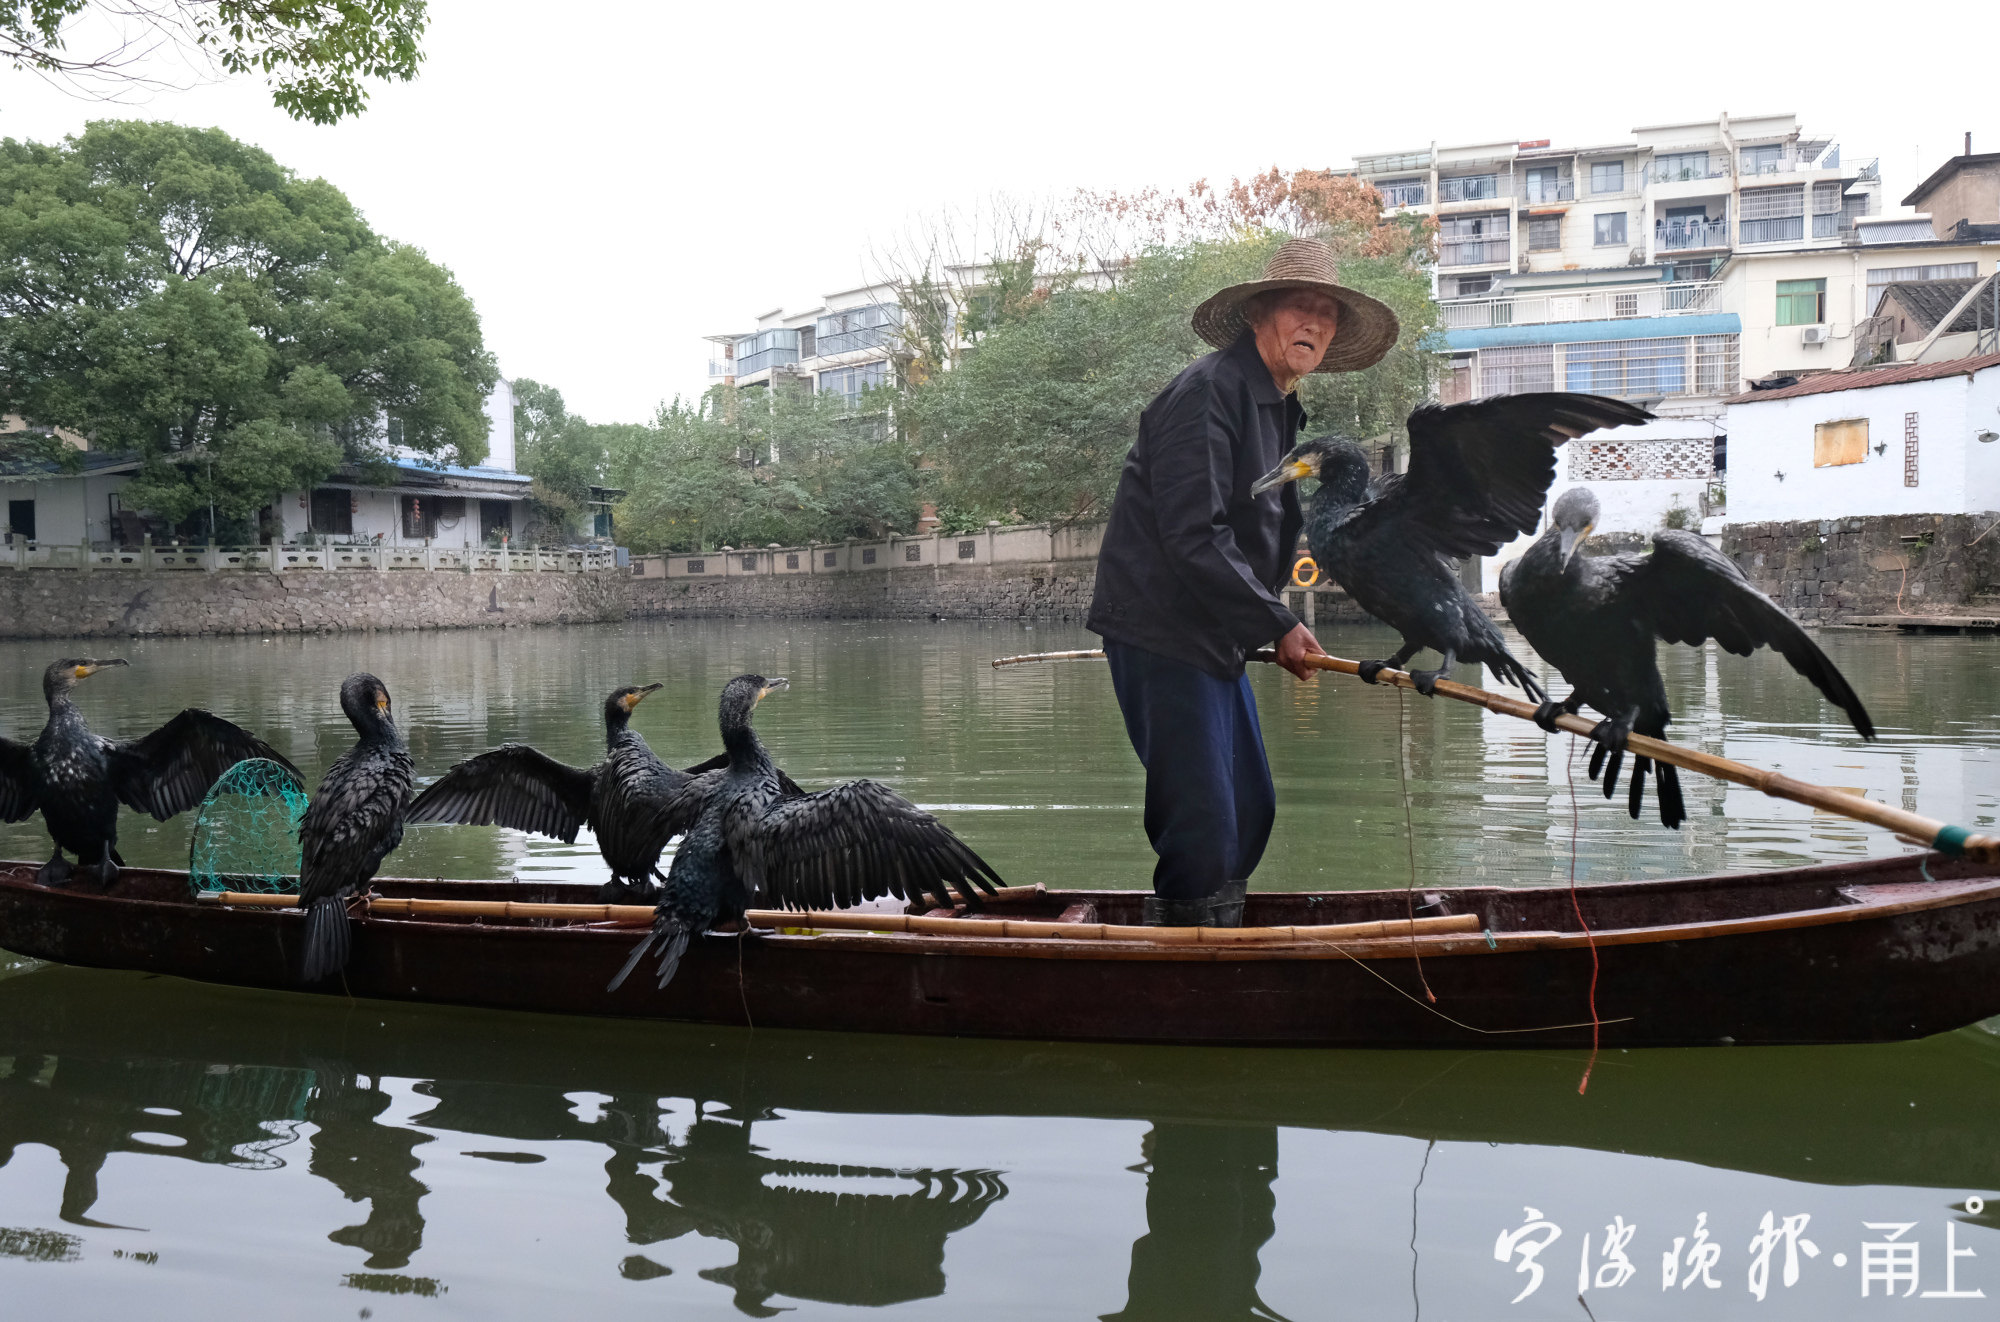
[301,898,351,982]
[607,916,693,993]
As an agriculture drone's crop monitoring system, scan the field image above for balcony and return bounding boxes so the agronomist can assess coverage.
[1655,218,1730,251]
[734,346,798,376]
[707,360,733,378]
[1439,238,1510,268]
[1440,281,1722,330]
[1521,178,1573,205]
[1646,159,1730,184]
[815,324,898,356]
[1737,215,1805,246]
[1375,180,1427,208]
[1438,174,1511,204]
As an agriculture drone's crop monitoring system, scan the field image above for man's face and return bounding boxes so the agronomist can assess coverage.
[1252,290,1340,384]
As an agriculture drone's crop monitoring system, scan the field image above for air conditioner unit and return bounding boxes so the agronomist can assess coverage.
[1800,326,1830,345]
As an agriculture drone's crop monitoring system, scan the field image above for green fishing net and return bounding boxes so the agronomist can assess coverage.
[188,757,309,896]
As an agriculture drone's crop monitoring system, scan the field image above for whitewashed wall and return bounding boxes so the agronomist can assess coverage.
[482,377,517,472]
[1726,367,2000,523]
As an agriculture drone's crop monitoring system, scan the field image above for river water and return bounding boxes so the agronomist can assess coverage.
[1,619,1997,1319]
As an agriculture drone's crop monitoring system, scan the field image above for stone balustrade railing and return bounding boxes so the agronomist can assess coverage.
[630,521,1106,581]
[1,540,619,574]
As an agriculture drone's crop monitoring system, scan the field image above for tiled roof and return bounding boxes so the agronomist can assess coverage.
[1877,279,1987,333]
[1726,350,2000,403]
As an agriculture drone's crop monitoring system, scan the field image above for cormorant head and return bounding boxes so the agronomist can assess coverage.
[338,672,395,734]
[1250,436,1372,505]
[1549,487,1601,569]
[604,682,664,728]
[43,657,127,702]
[718,673,789,732]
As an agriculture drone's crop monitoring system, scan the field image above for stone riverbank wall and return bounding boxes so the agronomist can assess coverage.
[0,567,628,640]
[1719,512,2000,623]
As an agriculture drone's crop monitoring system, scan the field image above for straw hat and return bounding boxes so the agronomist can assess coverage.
[1190,237,1401,374]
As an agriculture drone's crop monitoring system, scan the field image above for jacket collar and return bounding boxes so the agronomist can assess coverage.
[1226,330,1288,406]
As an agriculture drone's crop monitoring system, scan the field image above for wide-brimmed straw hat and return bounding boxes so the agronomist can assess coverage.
[1190,237,1401,374]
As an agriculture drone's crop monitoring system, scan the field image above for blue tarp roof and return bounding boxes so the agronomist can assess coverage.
[392,461,532,484]
[1443,313,1741,352]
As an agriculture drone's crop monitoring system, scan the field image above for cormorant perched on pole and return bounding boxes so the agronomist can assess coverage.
[297,674,414,982]
[1500,486,1876,827]
[611,674,1005,993]
[1250,393,1653,696]
[0,658,298,887]
[406,684,804,902]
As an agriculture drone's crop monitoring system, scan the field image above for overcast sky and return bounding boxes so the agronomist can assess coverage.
[4,2,1990,424]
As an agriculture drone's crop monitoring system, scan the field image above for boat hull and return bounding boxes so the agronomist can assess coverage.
[4,855,1999,1047]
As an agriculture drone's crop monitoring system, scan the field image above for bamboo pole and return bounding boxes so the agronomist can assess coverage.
[191,889,1483,945]
[990,648,2000,864]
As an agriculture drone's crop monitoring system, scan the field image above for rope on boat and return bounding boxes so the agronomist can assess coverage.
[991,648,2000,865]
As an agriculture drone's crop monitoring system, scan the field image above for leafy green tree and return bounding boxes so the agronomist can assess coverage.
[0,120,495,528]
[5,1,427,124]
[511,377,605,538]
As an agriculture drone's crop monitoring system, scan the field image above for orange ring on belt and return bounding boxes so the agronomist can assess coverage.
[1291,556,1320,588]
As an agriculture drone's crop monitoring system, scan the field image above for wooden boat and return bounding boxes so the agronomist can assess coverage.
[5,850,2000,1048]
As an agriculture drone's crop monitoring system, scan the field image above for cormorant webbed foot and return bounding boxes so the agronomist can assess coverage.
[36,852,72,888]
[1356,660,1389,685]
[1532,701,1566,733]
[1407,668,1444,697]
[596,877,658,905]
[1586,715,1635,801]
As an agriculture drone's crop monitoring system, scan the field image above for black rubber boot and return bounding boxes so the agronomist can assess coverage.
[1209,880,1248,928]
[1142,894,1215,927]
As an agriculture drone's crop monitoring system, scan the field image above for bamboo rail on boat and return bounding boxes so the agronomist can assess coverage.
[992,648,2000,865]
[191,890,1485,945]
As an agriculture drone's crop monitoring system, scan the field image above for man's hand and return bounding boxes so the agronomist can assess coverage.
[1273,622,1327,681]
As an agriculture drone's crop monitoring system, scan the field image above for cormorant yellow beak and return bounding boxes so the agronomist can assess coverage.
[1559,522,1594,570]
[624,682,664,710]
[75,659,128,679]
[1250,457,1316,496]
[756,678,791,702]
[375,693,391,713]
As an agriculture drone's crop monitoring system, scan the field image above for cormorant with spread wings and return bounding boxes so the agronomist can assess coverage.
[611,674,1004,992]
[1500,486,1876,828]
[0,657,299,887]
[1250,393,1653,696]
[406,683,803,902]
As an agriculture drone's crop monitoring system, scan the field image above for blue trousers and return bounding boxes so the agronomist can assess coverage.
[1105,640,1276,902]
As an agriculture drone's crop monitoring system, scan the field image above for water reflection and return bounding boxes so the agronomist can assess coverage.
[2,965,1998,1317]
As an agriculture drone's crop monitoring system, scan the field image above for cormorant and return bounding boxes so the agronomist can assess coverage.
[297,673,414,982]
[406,684,804,902]
[1249,393,1653,696]
[610,674,1004,992]
[1499,486,1877,827]
[0,657,299,886]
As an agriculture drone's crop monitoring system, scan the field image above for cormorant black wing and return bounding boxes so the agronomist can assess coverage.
[1611,531,1876,739]
[298,752,410,904]
[1380,394,1655,558]
[733,779,1004,913]
[104,710,302,821]
[0,735,36,822]
[406,745,596,842]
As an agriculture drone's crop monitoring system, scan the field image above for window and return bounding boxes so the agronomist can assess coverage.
[1437,173,1499,202]
[1376,177,1426,208]
[741,555,757,571]
[861,547,876,564]
[957,539,977,559]
[1866,262,1976,312]
[1904,411,1919,487]
[785,553,799,569]
[6,499,33,540]
[1438,212,1508,266]
[400,495,437,540]
[1813,418,1868,467]
[1590,161,1624,194]
[1739,186,1805,244]
[815,303,901,356]
[1528,216,1561,251]
[1740,143,1784,175]
[1593,213,1627,246]
[687,558,704,573]
[1564,336,1687,397]
[386,417,405,446]
[905,544,922,562]
[1453,275,1493,297]
[1811,181,1844,237]
[309,487,352,536]
[479,499,511,542]
[1654,151,1710,182]
[1694,335,1740,394]
[731,328,801,376]
[1776,279,1826,326]
[823,551,837,567]
[1613,292,1639,318]
[1478,344,1553,396]
[1523,167,1566,204]
[818,360,888,406]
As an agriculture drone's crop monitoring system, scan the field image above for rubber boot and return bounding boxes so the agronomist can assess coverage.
[1209,880,1248,928]
[1142,894,1215,927]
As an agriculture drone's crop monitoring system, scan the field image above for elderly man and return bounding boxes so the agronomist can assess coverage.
[1087,238,1400,926]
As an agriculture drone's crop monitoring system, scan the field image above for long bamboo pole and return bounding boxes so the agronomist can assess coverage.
[191,890,1483,945]
[992,648,2000,864]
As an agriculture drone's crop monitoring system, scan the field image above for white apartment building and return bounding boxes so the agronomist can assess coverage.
[704,281,903,404]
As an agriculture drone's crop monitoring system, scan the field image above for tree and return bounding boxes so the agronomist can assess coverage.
[0,120,496,529]
[4,0,427,124]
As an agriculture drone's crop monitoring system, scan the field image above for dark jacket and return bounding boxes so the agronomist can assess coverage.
[1087,331,1305,678]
